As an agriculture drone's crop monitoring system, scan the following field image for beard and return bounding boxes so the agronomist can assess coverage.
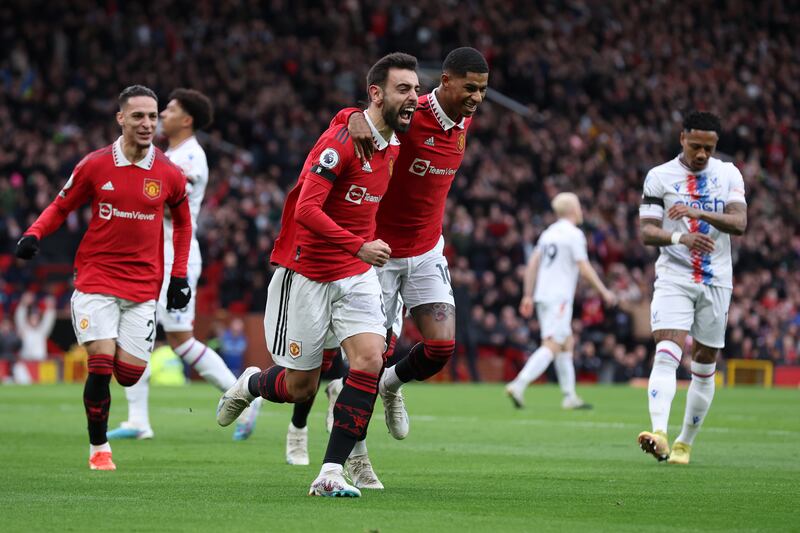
[383,104,411,133]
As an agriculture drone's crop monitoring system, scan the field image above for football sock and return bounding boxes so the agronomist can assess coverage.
[113,359,146,387]
[648,340,682,433]
[124,365,151,429]
[388,339,455,389]
[90,442,111,455]
[350,437,368,457]
[554,351,577,398]
[290,349,337,428]
[676,361,716,445]
[250,365,291,403]
[384,334,397,362]
[175,337,235,391]
[511,346,554,389]
[323,369,378,465]
[84,354,113,446]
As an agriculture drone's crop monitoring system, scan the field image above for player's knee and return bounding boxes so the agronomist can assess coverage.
[285,374,318,403]
[87,353,114,376]
[113,360,146,387]
[692,344,718,364]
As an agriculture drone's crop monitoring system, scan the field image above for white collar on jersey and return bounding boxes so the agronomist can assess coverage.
[429,89,466,131]
[363,110,400,151]
[112,136,156,170]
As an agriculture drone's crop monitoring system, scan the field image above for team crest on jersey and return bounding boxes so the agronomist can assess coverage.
[79,318,89,330]
[288,340,302,358]
[143,178,161,200]
[319,148,339,169]
[457,132,466,152]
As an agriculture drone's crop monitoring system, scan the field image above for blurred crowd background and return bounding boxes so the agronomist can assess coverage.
[1,0,798,382]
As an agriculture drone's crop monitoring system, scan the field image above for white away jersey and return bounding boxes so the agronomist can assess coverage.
[533,219,588,303]
[639,156,746,288]
[163,136,208,265]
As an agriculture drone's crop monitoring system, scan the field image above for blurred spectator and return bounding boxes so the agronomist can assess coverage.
[220,318,247,375]
[13,293,56,362]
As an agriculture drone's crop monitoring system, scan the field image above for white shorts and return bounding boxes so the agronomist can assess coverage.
[156,262,201,332]
[378,235,455,330]
[536,300,573,343]
[264,267,386,371]
[650,278,732,348]
[70,290,157,360]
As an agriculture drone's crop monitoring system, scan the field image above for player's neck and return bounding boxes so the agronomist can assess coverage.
[434,87,461,124]
[121,136,150,164]
[366,106,393,144]
[168,129,195,150]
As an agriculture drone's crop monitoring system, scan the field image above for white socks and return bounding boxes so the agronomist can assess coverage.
[554,351,576,399]
[648,340,682,433]
[174,337,236,391]
[350,439,368,457]
[125,364,152,429]
[511,346,554,390]
[380,365,403,393]
[676,361,716,445]
[90,442,111,455]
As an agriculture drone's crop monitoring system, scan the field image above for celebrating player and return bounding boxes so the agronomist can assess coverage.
[637,111,747,464]
[107,89,262,443]
[15,85,192,470]
[338,47,489,440]
[215,52,419,497]
[505,192,616,409]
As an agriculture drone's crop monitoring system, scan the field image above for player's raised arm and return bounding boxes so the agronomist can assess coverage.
[16,164,93,259]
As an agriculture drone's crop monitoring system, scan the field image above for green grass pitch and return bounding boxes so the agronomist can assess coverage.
[0,382,797,532]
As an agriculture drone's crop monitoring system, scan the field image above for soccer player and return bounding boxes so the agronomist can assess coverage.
[637,111,747,464]
[107,89,262,442]
[14,85,192,470]
[215,52,419,497]
[505,193,616,409]
[338,47,490,440]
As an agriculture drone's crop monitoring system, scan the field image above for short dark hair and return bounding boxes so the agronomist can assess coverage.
[366,52,418,95]
[443,47,489,77]
[118,85,157,108]
[683,111,722,135]
[169,88,214,131]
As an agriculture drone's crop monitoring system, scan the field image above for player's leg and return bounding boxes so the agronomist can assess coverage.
[107,365,153,440]
[670,286,729,464]
[72,290,120,470]
[553,334,591,409]
[310,270,386,497]
[638,281,694,460]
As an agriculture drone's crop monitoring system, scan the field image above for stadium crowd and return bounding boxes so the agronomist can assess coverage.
[1,0,798,381]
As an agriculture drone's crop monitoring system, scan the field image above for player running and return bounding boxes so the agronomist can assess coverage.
[15,85,192,470]
[215,52,419,497]
[338,47,490,440]
[505,192,616,409]
[637,111,747,464]
[107,89,261,443]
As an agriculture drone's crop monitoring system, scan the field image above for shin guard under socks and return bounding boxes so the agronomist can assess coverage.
[84,354,113,445]
[249,365,291,403]
[393,340,455,383]
[323,369,378,465]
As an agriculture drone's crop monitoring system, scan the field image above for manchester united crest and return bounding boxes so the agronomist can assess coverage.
[288,340,302,358]
[457,132,466,153]
[143,178,161,200]
[389,157,395,176]
[79,318,89,330]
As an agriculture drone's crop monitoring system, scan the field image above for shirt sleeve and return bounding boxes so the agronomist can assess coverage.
[727,165,747,205]
[639,170,665,220]
[26,158,94,239]
[330,107,364,128]
[571,231,589,262]
[294,173,365,256]
[167,168,191,277]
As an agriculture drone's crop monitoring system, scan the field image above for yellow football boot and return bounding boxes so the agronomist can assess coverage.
[667,441,691,465]
[637,430,670,462]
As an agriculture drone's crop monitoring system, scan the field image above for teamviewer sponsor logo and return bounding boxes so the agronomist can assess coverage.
[97,203,156,221]
[409,158,431,176]
[345,184,382,205]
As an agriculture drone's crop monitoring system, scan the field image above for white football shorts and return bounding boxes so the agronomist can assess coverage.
[156,261,201,332]
[70,289,157,361]
[536,300,573,343]
[378,235,455,330]
[264,267,386,371]
[650,278,731,348]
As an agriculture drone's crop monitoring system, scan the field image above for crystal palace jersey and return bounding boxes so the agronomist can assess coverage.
[271,111,400,282]
[533,219,588,303]
[639,156,747,288]
[163,136,208,266]
[334,90,472,258]
[25,137,191,302]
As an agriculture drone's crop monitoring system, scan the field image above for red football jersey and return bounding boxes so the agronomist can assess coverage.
[334,91,472,257]
[271,110,400,282]
[25,138,191,303]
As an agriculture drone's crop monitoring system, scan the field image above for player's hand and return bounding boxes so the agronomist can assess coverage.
[348,112,375,163]
[679,233,715,254]
[15,235,39,260]
[519,296,534,319]
[357,239,391,267]
[668,204,701,220]
[166,277,191,310]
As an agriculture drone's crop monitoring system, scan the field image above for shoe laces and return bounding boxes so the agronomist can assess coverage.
[384,389,406,418]
[349,457,376,483]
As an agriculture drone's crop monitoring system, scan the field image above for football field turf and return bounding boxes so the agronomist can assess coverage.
[0,382,797,532]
